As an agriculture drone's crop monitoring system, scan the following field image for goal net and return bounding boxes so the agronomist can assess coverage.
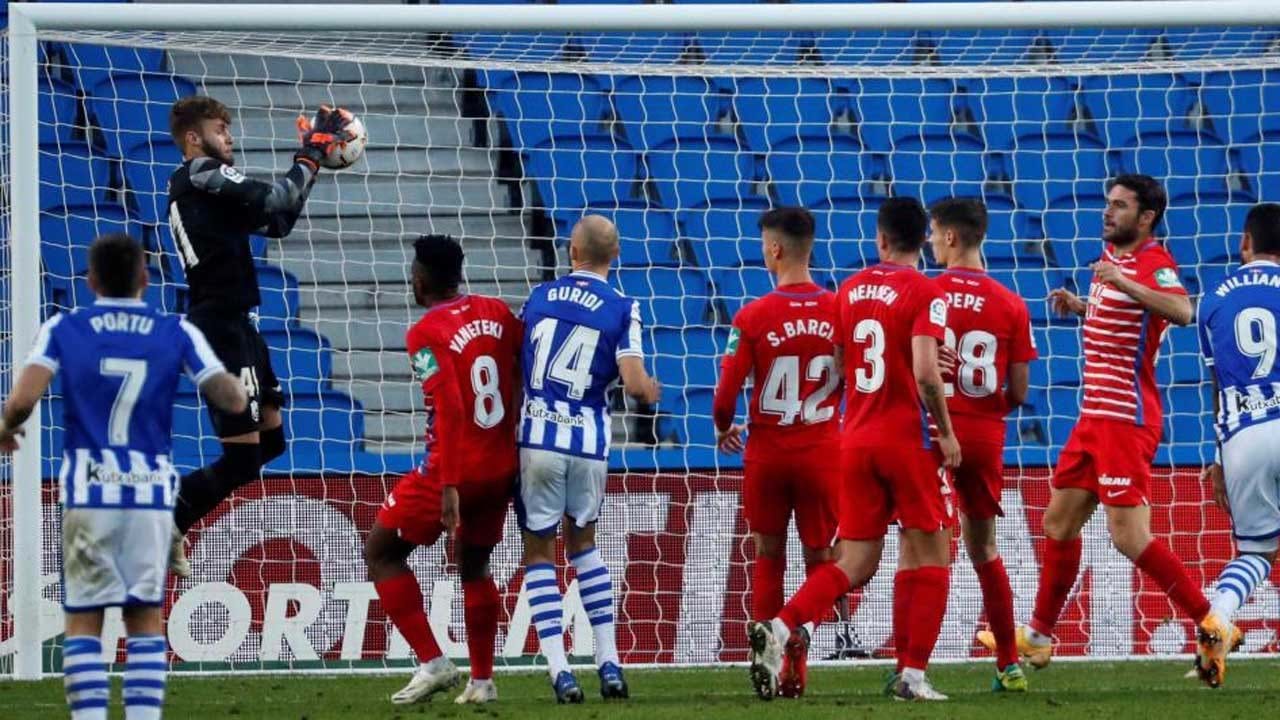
[4,4,1280,676]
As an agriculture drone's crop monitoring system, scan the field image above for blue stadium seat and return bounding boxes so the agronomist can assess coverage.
[58,44,167,95]
[523,135,641,211]
[609,205,682,267]
[678,327,725,392]
[888,140,985,204]
[87,73,197,156]
[40,202,136,281]
[121,141,184,223]
[617,267,713,329]
[612,75,731,152]
[1040,29,1162,65]
[1163,203,1241,267]
[1194,69,1280,147]
[256,264,301,329]
[39,141,112,211]
[488,72,610,151]
[989,269,1059,324]
[573,32,689,65]
[712,265,776,319]
[813,200,883,272]
[690,31,806,65]
[261,327,333,396]
[1042,204,1106,269]
[1077,73,1187,150]
[849,77,958,152]
[171,396,223,467]
[1042,327,1082,387]
[141,266,183,314]
[766,135,862,208]
[281,392,364,461]
[646,136,756,209]
[1125,144,1230,207]
[680,199,770,269]
[39,78,80,144]
[1009,141,1111,211]
[734,77,853,153]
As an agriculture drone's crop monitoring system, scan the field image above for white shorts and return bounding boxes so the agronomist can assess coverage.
[1223,421,1280,553]
[516,448,608,536]
[62,508,173,611]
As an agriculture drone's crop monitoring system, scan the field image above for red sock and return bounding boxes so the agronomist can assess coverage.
[751,555,786,622]
[903,566,949,671]
[777,563,849,631]
[462,578,500,680]
[375,573,441,664]
[975,557,1018,669]
[893,569,916,674]
[1135,541,1211,623]
[1030,536,1082,637]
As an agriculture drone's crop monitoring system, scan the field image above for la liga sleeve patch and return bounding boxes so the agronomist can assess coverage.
[929,297,948,327]
[412,347,439,382]
[725,327,741,356]
[1154,267,1182,288]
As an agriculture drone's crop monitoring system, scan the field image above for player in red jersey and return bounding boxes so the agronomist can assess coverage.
[927,198,1035,693]
[364,235,522,706]
[747,197,961,702]
[713,207,842,699]
[980,175,1223,676]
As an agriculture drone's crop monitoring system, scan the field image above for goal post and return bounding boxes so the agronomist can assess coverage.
[6,1,1280,681]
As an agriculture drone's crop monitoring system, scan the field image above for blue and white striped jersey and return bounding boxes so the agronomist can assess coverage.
[27,298,225,510]
[1198,260,1280,442]
[518,271,644,460]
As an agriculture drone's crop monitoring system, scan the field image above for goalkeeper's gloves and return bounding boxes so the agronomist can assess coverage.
[294,104,355,171]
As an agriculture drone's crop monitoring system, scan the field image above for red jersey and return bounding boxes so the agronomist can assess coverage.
[406,294,522,486]
[838,263,947,448]
[713,282,841,458]
[935,268,1038,445]
[1080,239,1185,429]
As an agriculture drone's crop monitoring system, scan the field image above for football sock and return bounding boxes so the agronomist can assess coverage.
[892,569,916,674]
[569,548,620,667]
[1030,536,1081,637]
[525,563,570,676]
[63,635,108,720]
[462,578,500,681]
[777,562,849,632]
[1135,541,1211,623]
[1211,554,1272,622]
[123,635,167,720]
[975,557,1019,669]
[903,565,949,672]
[259,425,287,464]
[374,572,442,664]
[173,442,262,533]
[751,554,786,622]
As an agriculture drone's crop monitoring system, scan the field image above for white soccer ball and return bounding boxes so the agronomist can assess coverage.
[322,112,368,170]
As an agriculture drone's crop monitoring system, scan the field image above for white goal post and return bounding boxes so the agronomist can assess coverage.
[6,1,1280,681]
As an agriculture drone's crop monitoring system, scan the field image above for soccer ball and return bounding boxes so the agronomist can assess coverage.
[322,112,368,170]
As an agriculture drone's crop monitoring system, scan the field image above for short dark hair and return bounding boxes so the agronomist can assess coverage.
[929,197,988,248]
[413,234,465,294]
[759,206,816,252]
[170,95,231,146]
[89,233,145,298]
[1245,202,1280,256]
[1107,174,1167,230]
[877,196,929,252]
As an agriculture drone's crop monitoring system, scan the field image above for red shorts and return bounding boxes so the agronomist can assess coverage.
[838,443,954,541]
[377,467,514,547]
[742,450,838,549]
[1052,418,1159,507]
[952,440,1005,520]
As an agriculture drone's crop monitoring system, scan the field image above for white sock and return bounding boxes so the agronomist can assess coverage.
[63,636,108,720]
[1211,554,1272,623]
[769,618,791,647]
[902,667,926,685]
[525,562,570,677]
[124,635,167,720]
[569,547,619,667]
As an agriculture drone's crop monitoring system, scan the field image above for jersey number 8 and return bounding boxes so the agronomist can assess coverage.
[944,328,998,398]
[470,355,506,428]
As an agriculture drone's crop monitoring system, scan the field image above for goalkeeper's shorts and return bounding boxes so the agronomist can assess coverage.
[1222,420,1280,553]
[61,507,172,611]
[377,467,513,548]
[743,451,837,549]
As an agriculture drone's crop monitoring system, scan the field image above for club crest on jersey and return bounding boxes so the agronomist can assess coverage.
[1154,267,1181,288]
[412,347,439,382]
[929,298,948,327]
[219,164,246,184]
[725,327,741,356]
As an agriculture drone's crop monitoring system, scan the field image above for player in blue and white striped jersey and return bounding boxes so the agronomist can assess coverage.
[517,215,660,703]
[1197,203,1280,687]
[0,234,245,720]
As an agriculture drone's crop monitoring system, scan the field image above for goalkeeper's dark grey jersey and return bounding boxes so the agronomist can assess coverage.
[166,156,316,312]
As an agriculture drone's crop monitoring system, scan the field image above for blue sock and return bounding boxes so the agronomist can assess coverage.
[124,635,167,719]
[570,547,619,667]
[525,563,569,677]
[63,635,108,720]
[1211,554,1272,622]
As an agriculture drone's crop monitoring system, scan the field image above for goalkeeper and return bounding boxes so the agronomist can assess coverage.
[165,95,354,574]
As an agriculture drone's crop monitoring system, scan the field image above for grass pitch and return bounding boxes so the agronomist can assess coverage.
[4,660,1279,719]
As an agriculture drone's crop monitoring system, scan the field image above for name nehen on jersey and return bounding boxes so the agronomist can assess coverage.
[1199,260,1280,441]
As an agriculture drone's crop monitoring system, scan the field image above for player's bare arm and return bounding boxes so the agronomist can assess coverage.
[1048,287,1088,318]
[1091,260,1193,326]
[913,335,961,467]
[0,364,55,451]
[1006,362,1030,410]
[619,355,661,404]
[1202,374,1229,513]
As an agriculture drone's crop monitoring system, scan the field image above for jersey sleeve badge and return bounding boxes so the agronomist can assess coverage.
[412,347,439,382]
[725,327,742,356]
[929,297,948,327]
[1154,267,1182,288]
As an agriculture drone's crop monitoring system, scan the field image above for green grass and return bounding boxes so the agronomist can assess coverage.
[5,660,1280,719]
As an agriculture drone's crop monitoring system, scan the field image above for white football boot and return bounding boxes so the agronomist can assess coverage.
[169,527,191,579]
[892,672,949,702]
[747,621,785,701]
[454,678,497,704]
[391,656,461,705]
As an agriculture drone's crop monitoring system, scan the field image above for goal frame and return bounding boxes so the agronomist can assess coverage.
[6,0,1280,681]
